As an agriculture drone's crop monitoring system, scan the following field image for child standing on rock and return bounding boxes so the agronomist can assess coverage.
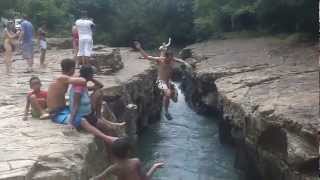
[90,137,164,180]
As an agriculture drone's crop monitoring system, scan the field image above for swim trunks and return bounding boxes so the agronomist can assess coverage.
[39,40,47,50]
[50,106,84,128]
[78,38,93,57]
[22,42,33,60]
[156,80,169,90]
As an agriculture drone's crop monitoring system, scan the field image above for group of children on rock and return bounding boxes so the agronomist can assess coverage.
[21,37,192,179]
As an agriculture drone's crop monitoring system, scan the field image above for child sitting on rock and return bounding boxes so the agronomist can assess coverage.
[90,137,164,180]
[23,76,50,120]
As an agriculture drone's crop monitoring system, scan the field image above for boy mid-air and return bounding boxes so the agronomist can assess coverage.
[134,41,189,120]
[23,77,50,121]
[91,137,164,180]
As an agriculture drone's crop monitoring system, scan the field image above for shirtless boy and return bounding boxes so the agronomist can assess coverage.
[134,41,188,120]
[47,59,117,144]
[91,137,164,180]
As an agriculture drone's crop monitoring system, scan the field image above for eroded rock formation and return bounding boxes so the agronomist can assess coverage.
[0,46,161,179]
[47,38,73,50]
[91,48,124,74]
[180,37,319,180]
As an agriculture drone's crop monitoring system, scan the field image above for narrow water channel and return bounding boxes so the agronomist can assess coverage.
[137,83,241,180]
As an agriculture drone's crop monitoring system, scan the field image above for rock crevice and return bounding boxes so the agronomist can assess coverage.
[181,37,319,180]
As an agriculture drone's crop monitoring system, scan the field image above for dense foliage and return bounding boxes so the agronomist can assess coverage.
[0,0,317,47]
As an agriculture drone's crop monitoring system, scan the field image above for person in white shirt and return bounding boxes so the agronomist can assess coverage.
[75,10,95,65]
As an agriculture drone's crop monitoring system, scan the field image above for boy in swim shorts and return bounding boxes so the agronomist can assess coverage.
[23,77,50,120]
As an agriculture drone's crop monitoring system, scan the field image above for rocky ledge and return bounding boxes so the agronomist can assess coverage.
[180,37,319,180]
[0,46,161,179]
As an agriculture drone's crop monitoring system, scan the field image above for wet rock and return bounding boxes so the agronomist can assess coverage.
[102,69,162,133]
[181,37,319,180]
[91,47,124,74]
[179,48,193,59]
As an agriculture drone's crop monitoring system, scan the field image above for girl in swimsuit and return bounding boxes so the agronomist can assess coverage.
[3,21,18,74]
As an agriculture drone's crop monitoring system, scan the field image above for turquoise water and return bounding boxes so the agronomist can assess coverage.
[137,84,241,180]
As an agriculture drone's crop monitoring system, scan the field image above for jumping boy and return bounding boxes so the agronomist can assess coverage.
[90,137,164,180]
[134,41,189,120]
[23,77,50,121]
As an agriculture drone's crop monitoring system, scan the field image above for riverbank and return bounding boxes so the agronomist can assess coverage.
[180,37,319,180]
[0,46,161,179]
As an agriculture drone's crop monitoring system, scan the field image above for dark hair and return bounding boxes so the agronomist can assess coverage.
[111,137,131,159]
[80,65,94,80]
[165,50,174,58]
[80,10,88,18]
[29,76,41,85]
[61,59,75,73]
[23,15,30,20]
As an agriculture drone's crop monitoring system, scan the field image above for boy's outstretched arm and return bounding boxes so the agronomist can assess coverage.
[146,162,164,180]
[165,38,171,47]
[67,77,87,86]
[58,76,87,86]
[88,78,104,91]
[23,95,31,121]
[174,58,192,68]
[134,41,162,62]
[90,165,114,180]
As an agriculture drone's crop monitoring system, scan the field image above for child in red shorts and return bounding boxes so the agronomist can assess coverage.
[23,76,50,120]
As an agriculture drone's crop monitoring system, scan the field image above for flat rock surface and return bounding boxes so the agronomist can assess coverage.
[0,47,152,179]
[187,37,319,139]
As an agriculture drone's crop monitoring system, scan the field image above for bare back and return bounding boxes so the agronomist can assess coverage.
[157,59,173,82]
[112,159,145,180]
[47,76,69,111]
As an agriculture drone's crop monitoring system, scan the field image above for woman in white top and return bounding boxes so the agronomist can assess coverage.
[75,11,95,65]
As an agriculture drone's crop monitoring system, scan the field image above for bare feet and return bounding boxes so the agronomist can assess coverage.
[112,121,126,127]
[104,135,118,144]
[165,112,173,120]
[39,113,50,120]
